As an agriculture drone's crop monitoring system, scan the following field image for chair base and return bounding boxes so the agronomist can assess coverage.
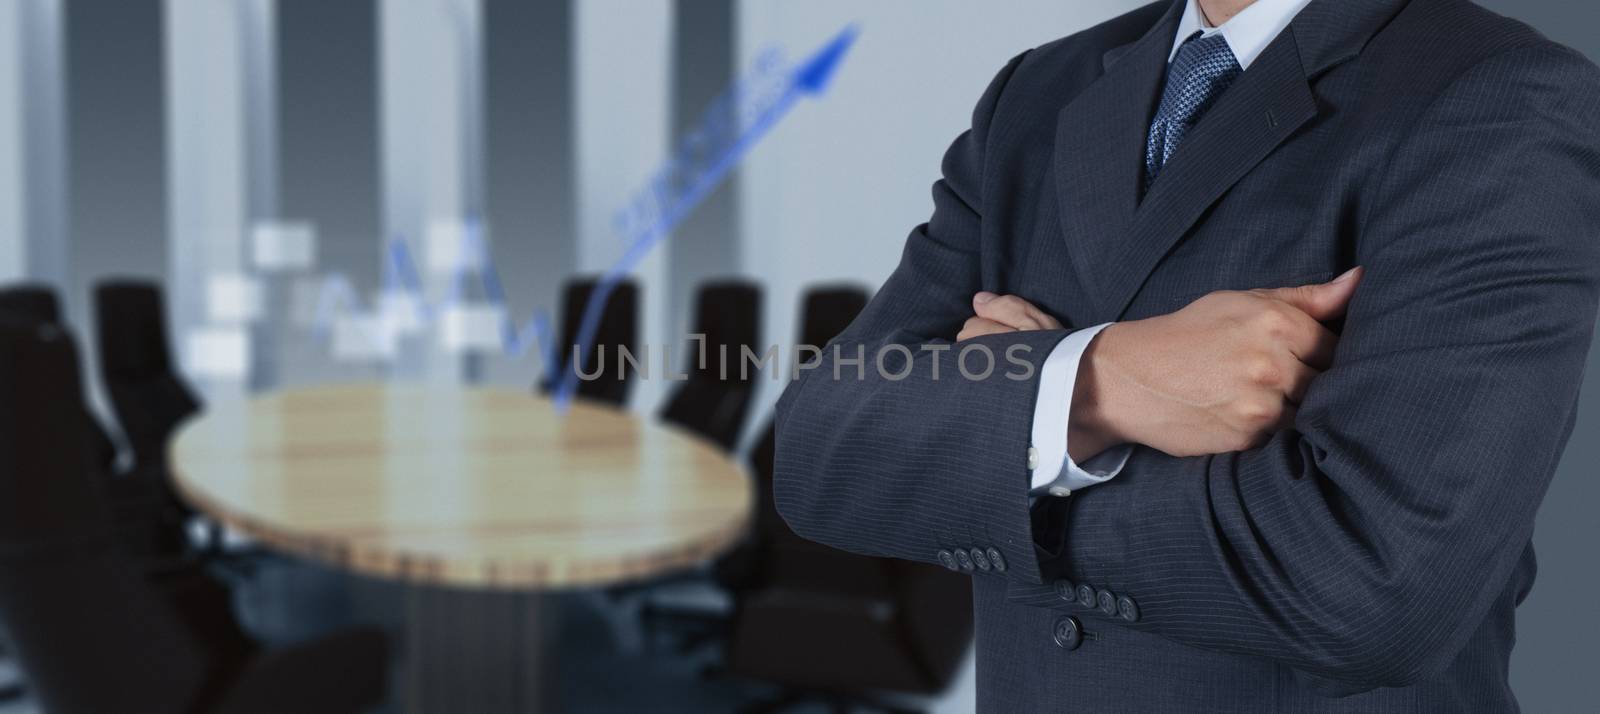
[638,600,730,654]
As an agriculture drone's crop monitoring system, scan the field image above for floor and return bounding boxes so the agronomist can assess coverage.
[0,558,978,713]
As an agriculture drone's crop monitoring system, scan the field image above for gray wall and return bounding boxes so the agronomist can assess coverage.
[483,0,576,388]
[278,0,378,296]
[273,0,381,385]
[668,0,740,349]
[66,0,166,363]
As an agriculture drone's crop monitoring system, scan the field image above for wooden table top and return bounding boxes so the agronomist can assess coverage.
[170,384,753,590]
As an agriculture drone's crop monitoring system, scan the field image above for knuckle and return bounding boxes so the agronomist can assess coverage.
[1236,396,1281,426]
[1254,306,1290,335]
[1245,355,1280,386]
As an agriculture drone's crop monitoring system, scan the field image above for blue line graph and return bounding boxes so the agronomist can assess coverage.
[310,221,558,368]
[551,24,859,410]
[303,24,858,408]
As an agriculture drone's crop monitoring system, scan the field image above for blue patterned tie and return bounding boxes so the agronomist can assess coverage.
[1144,31,1242,189]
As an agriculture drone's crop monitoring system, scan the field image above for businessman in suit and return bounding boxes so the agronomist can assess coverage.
[772,0,1600,710]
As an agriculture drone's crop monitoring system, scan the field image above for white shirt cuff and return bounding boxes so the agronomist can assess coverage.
[1028,323,1132,497]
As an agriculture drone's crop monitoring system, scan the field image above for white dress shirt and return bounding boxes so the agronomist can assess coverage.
[1028,0,1314,496]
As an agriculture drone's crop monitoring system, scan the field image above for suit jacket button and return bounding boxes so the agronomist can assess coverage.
[970,547,991,571]
[986,547,1007,572]
[1098,589,1118,616]
[1117,595,1140,623]
[956,549,975,571]
[1052,616,1083,650]
[1076,584,1096,608]
[1053,579,1076,601]
[937,550,958,571]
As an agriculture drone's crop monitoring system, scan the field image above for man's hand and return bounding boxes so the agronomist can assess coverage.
[1080,268,1362,458]
[957,292,1064,340]
[960,268,1363,460]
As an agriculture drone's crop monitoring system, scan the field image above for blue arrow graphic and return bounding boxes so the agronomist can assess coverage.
[553,23,859,410]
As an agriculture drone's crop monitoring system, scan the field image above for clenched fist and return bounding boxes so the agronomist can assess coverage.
[959,267,1362,460]
[1075,268,1362,458]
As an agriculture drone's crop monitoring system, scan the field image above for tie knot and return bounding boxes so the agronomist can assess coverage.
[1168,32,1242,113]
[1143,32,1243,189]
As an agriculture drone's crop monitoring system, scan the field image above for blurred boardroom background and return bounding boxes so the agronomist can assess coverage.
[1,0,1598,712]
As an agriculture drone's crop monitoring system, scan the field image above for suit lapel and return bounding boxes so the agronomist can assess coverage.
[1053,0,1412,322]
[1052,3,1181,322]
[1103,33,1317,319]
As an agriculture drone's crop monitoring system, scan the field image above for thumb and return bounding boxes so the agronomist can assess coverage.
[1263,267,1363,321]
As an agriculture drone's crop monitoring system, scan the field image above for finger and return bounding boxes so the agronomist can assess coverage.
[1277,307,1341,371]
[1282,360,1320,405]
[958,317,1015,342]
[1256,266,1364,322]
[973,294,1047,331]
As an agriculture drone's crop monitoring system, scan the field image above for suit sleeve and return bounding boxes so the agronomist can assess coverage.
[1040,45,1600,690]
[772,50,1077,587]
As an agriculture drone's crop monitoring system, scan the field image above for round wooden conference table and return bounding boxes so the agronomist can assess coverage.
[170,383,753,713]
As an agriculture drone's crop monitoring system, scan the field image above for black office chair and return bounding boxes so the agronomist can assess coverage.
[795,286,869,357]
[0,284,63,324]
[639,286,866,653]
[1,283,188,562]
[715,285,869,590]
[0,284,119,472]
[726,553,972,714]
[93,280,202,486]
[659,281,762,451]
[726,283,965,713]
[542,277,639,407]
[0,320,390,714]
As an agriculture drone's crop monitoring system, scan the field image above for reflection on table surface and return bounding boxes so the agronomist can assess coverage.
[171,383,752,589]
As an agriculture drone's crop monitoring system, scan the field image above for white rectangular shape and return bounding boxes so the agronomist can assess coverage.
[438,303,504,353]
[205,273,264,324]
[331,314,398,362]
[186,327,250,380]
[251,221,317,270]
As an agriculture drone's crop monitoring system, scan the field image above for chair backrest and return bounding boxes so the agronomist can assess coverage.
[659,280,762,450]
[728,282,972,694]
[547,277,639,406]
[0,321,211,714]
[798,285,868,353]
[93,280,201,472]
[0,284,120,473]
[684,281,761,381]
[94,281,177,381]
[0,284,63,325]
[747,285,870,544]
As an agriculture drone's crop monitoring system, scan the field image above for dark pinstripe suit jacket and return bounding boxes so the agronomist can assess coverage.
[772,0,1600,710]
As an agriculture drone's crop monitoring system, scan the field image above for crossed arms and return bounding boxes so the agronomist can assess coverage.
[772,46,1600,691]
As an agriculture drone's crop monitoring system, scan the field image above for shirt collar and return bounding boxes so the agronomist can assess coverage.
[1170,0,1315,70]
